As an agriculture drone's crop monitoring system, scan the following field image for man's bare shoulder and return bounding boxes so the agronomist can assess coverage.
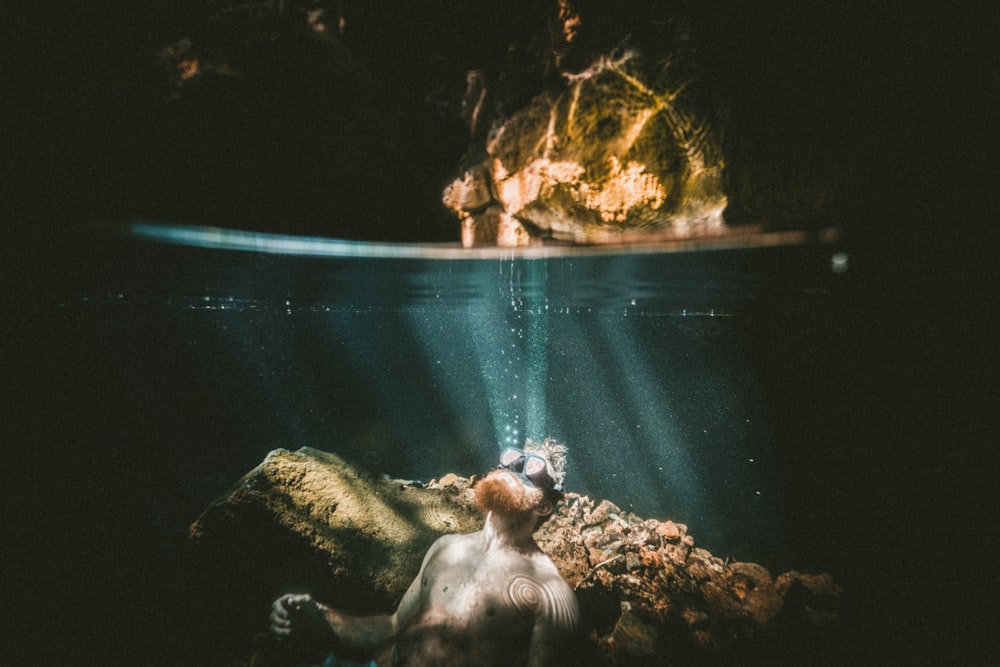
[420,530,485,564]
[526,548,567,580]
[429,530,484,551]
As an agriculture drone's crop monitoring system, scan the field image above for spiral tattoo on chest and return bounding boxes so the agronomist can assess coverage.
[506,575,542,610]
[504,575,577,631]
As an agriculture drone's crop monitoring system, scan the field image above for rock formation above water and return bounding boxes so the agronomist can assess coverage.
[443,50,728,247]
[190,448,842,665]
[16,1,863,242]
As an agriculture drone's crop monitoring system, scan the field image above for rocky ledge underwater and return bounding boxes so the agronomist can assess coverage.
[189,448,842,665]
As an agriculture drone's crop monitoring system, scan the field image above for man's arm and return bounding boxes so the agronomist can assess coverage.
[316,538,437,655]
[270,536,447,654]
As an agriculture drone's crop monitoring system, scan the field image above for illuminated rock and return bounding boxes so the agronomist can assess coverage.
[445,51,728,247]
[192,448,841,664]
[189,447,482,613]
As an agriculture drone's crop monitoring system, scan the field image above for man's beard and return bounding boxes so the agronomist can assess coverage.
[474,470,544,518]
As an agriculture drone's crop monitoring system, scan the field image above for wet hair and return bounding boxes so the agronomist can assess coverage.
[523,437,568,492]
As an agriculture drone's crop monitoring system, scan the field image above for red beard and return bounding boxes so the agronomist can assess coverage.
[474,470,543,517]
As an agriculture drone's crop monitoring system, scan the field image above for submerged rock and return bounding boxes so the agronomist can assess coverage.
[191,448,841,664]
[190,447,482,610]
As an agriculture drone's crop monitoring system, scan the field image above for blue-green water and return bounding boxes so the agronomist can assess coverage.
[9,224,889,664]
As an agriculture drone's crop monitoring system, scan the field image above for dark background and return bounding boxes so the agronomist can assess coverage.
[4,1,994,665]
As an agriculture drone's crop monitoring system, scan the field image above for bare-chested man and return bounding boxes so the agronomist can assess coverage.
[268,439,579,667]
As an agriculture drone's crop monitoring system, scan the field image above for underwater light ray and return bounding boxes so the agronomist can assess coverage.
[521,260,550,441]
[470,254,541,454]
[538,313,643,501]
[400,305,502,469]
[466,306,529,453]
[524,308,548,440]
[595,313,708,523]
[321,303,478,472]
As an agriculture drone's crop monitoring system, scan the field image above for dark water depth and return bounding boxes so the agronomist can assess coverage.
[6,225,978,664]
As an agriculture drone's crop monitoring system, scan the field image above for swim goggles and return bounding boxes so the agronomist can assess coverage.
[498,447,563,494]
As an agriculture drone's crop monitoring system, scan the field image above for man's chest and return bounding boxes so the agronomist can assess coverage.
[422,557,543,620]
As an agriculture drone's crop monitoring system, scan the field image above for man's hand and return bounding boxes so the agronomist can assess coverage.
[269,593,329,641]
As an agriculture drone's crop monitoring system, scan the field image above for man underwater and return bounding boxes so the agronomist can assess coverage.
[268,438,580,667]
